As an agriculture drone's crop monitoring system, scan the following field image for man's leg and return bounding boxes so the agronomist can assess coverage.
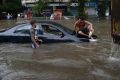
[78,31,88,36]
[77,31,89,38]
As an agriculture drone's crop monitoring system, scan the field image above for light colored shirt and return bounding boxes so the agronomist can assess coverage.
[30,27,38,39]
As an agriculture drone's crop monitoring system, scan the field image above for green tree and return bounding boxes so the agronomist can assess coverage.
[77,0,88,19]
[2,0,6,5]
[90,0,109,18]
[97,0,109,18]
[0,0,21,12]
[32,0,48,15]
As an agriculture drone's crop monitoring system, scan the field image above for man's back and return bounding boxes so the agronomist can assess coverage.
[75,20,86,30]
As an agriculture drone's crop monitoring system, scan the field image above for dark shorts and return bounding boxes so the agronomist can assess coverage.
[76,27,89,39]
[77,34,89,39]
[81,27,89,35]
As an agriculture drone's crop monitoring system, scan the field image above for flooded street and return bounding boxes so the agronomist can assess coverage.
[0,19,120,80]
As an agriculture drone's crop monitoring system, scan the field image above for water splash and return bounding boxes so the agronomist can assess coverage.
[108,41,120,61]
[108,56,120,62]
[91,68,112,79]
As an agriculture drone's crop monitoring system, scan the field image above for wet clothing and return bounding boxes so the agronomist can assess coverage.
[75,20,89,38]
[30,27,38,39]
[77,28,90,39]
[30,27,38,46]
[77,27,97,39]
[80,27,89,35]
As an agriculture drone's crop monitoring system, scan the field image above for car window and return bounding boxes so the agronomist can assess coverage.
[14,25,31,34]
[16,25,31,31]
[41,24,63,36]
[14,24,43,35]
[52,22,74,35]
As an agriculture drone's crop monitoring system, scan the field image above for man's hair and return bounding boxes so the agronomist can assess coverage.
[30,20,36,25]
[76,16,86,21]
[80,17,85,20]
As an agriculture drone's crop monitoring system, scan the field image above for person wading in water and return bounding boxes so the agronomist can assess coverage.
[30,20,42,48]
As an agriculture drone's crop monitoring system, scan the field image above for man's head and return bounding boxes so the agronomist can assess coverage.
[30,20,36,28]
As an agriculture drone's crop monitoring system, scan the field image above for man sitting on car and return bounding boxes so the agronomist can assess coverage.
[74,17,94,39]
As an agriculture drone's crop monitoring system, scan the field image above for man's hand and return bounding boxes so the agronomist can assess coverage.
[89,31,93,38]
[35,43,40,48]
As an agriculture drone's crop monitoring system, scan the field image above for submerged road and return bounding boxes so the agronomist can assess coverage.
[0,19,120,80]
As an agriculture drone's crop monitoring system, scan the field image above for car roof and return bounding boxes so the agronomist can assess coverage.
[16,20,59,25]
[16,20,67,30]
[16,20,73,34]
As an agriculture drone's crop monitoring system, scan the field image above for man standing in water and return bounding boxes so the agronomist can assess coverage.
[30,20,42,48]
[74,17,94,39]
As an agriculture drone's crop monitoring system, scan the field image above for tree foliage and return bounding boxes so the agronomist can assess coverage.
[97,0,109,18]
[0,0,22,12]
[77,0,88,19]
[32,0,48,14]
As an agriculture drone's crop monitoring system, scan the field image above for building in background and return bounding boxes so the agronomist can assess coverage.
[48,0,70,15]
[21,0,39,7]
[21,0,70,16]
[21,0,103,16]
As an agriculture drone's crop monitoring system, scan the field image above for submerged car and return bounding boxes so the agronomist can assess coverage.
[0,21,96,43]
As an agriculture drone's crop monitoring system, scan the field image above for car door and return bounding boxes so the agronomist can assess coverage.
[13,24,44,43]
[13,24,31,43]
[40,23,68,43]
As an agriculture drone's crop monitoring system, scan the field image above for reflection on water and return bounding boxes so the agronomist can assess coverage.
[0,19,120,80]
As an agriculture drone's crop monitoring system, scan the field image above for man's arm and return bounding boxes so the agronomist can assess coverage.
[74,21,79,32]
[85,20,94,32]
[85,20,94,38]
[78,31,89,37]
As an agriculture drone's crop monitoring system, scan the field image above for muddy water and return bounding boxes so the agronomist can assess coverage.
[0,19,120,80]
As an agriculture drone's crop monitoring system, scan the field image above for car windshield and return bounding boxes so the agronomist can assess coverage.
[48,22,74,35]
[0,24,20,32]
[0,29,7,32]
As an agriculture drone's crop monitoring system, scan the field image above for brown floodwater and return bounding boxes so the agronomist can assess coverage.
[0,19,120,80]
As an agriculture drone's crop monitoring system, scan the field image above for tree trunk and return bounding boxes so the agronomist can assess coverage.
[2,0,6,5]
[78,0,86,18]
[111,0,120,44]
